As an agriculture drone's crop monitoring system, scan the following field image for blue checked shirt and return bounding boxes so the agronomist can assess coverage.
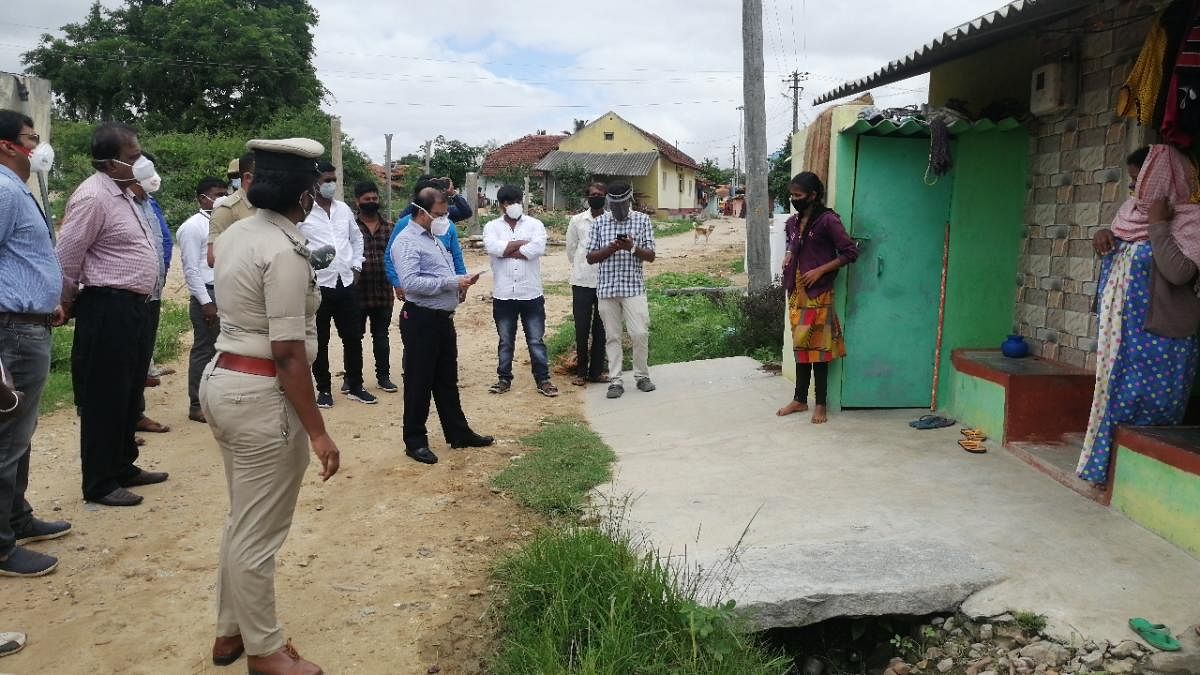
[0,165,61,313]
[587,211,655,299]
[389,221,462,312]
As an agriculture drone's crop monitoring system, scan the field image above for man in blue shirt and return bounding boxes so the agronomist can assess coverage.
[0,110,72,578]
[391,187,492,465]
[384,177,470,295]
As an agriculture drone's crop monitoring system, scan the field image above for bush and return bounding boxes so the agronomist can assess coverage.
[719,285,785,365]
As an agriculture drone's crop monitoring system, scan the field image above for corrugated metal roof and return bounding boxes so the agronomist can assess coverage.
[533,150,660,176]
[840,116,1024,136]
[813,0,1092,105]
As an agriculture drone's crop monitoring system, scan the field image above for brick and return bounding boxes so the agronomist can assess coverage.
[1080,337,1099,353]
[1073,170,1092,186]
[1077,184,1102,203]
[1082,70,1110,93]
[1079,146,1106,171]
[1080,128,1107,149]
[1051,256,1070,277]
[1048,290,1065,309]
[1039,135,1061,153]
[1028,253,1052,276]
[1053,238,1070,256]
[1065,309,1091,337]
[1041,276,1065,292]
[1086,353,1098,371]
[1062,130,1078,151]
[1105,144,1126,169]
[1081,57,1105,74]
[1101,200,1121,223]
[1037,328,1060,343]
[1070,225,1089,239]
[1083,281,1098,296]
[1030,238,1053,255]
[1065,292,1092,312]
[1077,202,1102,227]
[1069,239,1094,257]
[1024,288,1048,307]
[1035,187,1057,205]
[1020,303,1048,328]
[1106,122,1126,145]
[1063,278,1082,294]
[1077,115,1097,131]
[1040,342,1060,360]
[1055,205,1074,224]
[1083,30,1114,60]
[1102,181,1122,203]
[1053,172,1074,187]
[1060,150,1080,171]
[1058,346,1087,368]
[1057,186,1075,204]
[1035,204,1056,225]
[1035,152,1062,175]
[1048,224,1071,239]
[1069,255,1098,282]
[1089,315,1100,335]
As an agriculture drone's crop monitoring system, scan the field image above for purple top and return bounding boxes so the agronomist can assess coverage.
[783,209,859,299]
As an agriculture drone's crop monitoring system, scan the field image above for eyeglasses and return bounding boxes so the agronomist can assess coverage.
[18,132,40,145]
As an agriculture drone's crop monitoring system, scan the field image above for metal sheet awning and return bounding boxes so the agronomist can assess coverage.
[813,0,1091,105]
[533,150,659,176]
[840,116,1024,137]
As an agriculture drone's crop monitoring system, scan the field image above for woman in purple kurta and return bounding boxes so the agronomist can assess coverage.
[777,172,858,424]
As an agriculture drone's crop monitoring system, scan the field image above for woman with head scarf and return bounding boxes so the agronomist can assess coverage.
[1079,144,1200,485]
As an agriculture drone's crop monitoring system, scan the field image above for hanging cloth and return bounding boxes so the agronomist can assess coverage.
[1117,15,1169,126]
[1162,2,1200,148]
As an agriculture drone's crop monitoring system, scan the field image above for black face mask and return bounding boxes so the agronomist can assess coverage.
[359,202,381,215]
[587,195,607,210]
[791,198,811,213]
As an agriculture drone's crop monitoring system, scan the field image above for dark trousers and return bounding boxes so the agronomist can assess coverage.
[492,296,549,383]
[795,362,830,406]
[399,303,471,451]
[360,303,393,381]
[571,285,606,380]
[135,299,162,417]
[313,279,364,392]
[0,318,51,556]
[73,288,152,499]
[188,291,219,411]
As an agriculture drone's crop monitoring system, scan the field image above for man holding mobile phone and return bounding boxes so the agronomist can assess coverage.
[390,187,493,465]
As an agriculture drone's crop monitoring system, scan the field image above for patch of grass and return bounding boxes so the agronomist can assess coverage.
[729,258,745,274]
[491,419,617,518]
[39,300,191,413]
[493,524,789,675]
[653,216,698,239]
[646,272,731,293]
[1013,611,1047,635]
[538,210,571,235]
[543,281,572,297]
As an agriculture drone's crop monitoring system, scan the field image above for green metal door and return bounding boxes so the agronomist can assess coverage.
[841,136,953,408]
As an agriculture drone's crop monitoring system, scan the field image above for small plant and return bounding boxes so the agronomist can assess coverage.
[1014,611,1048,635]
[889,634,921,662]
[682,600,743,664]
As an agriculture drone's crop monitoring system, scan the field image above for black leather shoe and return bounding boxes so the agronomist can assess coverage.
[405,447,439,464]
[90,488,143,507]
[451,432,494,449]
[119,469,169,487]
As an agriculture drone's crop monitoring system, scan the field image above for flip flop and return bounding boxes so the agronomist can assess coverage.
[961,428,988,441]
[911,416,957,430]
[1129,618,1181,651]
[959,439,987,454]
[909,415,936,428]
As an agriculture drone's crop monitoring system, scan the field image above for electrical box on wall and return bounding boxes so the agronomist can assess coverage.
[1030,62,1078,116]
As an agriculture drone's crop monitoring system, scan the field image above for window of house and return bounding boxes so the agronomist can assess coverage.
[662,171,667,189]
[604,132,614,141]
[679,177,685,193]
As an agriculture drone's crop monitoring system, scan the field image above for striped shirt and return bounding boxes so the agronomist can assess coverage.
[390,222,461,312]
[483,215,547,301]
[56,172,159,301]
[0,165,61,313]
[588,211,655,299]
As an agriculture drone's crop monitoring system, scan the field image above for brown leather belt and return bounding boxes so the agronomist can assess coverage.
[215,353,277,377]
[0,312,52,326]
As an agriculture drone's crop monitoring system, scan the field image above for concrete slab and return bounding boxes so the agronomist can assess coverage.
[587,357,1200,643]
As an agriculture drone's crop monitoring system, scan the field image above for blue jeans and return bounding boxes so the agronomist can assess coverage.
[0,320,51,557]
[493,297,550,383]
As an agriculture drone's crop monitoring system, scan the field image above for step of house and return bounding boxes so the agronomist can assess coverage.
[1006,435,1113,505]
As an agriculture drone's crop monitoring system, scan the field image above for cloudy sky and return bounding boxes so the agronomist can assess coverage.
[0,0,1004,165]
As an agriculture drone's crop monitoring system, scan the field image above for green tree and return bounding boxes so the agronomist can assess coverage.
[698,157,734,186]
[554,162,592,208]
[767,136,793,212]
[23,0,323,132]
[427,135,483,187]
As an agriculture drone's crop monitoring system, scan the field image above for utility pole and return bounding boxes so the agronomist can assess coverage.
[783,70,809,134]
[731,144,738,192]
[464,171,480,236]
[742,0,770,292]
[331,116,344,201]
[422,140,433,174]
[384,133,393,220]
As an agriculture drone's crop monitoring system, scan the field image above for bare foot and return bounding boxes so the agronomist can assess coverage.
[811,405,828,424]
[777,400,809,417]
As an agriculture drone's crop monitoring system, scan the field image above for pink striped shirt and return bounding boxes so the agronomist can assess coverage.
[56,172,159,301]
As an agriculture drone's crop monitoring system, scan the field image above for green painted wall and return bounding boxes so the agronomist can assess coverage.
[826,112,865,412]
[943,369,1006,442]
[936,131,1028,408]
[1112,447,1200,558]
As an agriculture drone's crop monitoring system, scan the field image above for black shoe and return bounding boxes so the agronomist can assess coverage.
[90,487,144,507]
[119,469,169,487]
[405,447,439,464]
[607,382,624,399]
[340,381,350,394]
[451,432,495,449]
[488,380,511,394]
[345,387,378,404]
[377,377,398,393]
[636,377,657,393]
[0,546,58,577]
[14,518,72,545]
[316,391,334,409]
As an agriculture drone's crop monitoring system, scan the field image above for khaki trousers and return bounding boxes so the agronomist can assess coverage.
[597,295,650,384]
[200,362,309,657]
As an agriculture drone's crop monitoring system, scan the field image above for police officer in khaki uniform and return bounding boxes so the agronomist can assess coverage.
[206,151,257,267]
[200,138,339,675]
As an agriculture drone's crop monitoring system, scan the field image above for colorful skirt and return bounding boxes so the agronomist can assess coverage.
[789,290,846,364]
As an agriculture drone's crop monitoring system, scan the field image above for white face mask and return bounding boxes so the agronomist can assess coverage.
[29,143,54,174]
[505,203,523,220]
[131,156,156,181]
[431,215,451,237]
[230,178,241,191]
[139,172,162,194]
[319,182,337,200]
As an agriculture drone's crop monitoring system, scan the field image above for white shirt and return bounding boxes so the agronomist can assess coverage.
[177,210,215,305]
[300,199,364,288]
[566,209,603,288]
[483,215,547,301]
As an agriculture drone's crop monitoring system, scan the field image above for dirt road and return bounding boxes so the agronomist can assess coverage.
[3,217,746,674]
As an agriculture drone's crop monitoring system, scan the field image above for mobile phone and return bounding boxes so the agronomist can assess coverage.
[616,233,629,240]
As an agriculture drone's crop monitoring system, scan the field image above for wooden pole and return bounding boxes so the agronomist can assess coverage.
[464,171,480,235]
[331,116,344,201]
[423,140,432,174]
[384,133,393,221]
[742,0,770,292]
[931,220,951,411]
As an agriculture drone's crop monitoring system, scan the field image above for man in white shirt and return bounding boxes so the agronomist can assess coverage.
[483,185,556,397]
[566,181,608,387]
[177,177,227,423]
[300,162,370,407]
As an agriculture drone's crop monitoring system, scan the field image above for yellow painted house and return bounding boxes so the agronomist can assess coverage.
[533,111,702,215]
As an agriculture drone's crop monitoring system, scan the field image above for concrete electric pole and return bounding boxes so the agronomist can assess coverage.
[784,70,809,134]
[742,0,770,292]
[384,133,393,220]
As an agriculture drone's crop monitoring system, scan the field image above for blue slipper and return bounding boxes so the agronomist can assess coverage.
[911,415,956,430]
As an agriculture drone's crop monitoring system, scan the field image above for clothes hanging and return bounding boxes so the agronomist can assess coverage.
[1117,14,1170,126]
[1162,2,1200,147]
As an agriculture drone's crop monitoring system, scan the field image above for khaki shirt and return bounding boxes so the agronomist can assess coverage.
[207,188,256,245]
[212,209,319,362]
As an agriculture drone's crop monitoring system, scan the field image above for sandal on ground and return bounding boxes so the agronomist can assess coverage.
[537,380,560,397]
[961,428,987,441]
[570,376,588,387]
[1129,618,1181,651]
[911,415,956,430]
[959,439,987,454]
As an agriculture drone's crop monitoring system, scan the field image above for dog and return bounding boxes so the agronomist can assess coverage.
[693,219,715,244]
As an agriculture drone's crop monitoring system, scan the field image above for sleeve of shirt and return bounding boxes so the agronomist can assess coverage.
[264,248,314,343]
[482,220,506,258]
[445,223,467,274]
[518,219,547,260]
[826,213,859,264]
[394,237,458,294]
[179,221,211,305]
[384,221,403,288]
[207,204,234,245]
[0,183,16,250]
[55,190,102,302]
[348,209,365,269]
[1149,222,1198,286]
[153,201,173,269]
[637,216,655,251]
[588,219,602,252]
[565,215,580,263]
[448,194,472,223]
